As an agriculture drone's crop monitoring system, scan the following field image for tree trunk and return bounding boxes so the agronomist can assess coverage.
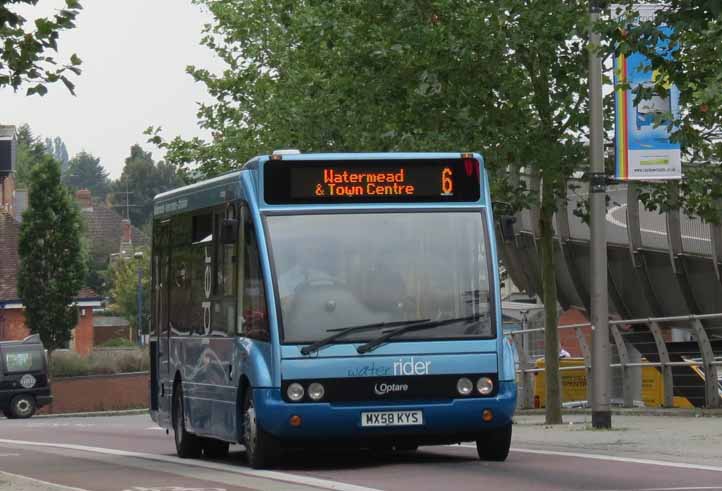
[539,181,562,425]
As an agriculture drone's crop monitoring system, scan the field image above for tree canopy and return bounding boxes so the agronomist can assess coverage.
[14,124,73,189]
[63,150,110,200]
[13,124,46,188]
[108,248,150,334]
[45,136,70,172]
[0,0,83,95]
[17,154,87,356]
[153,0,597,423]
[152,0,722,423]
[109,144,185,228]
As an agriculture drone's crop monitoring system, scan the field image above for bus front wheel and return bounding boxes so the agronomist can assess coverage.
[476,423,512,462]
[242,389,278,469]
[173,384,202,458]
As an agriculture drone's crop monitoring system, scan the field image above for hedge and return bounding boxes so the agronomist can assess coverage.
[50,348,149,378]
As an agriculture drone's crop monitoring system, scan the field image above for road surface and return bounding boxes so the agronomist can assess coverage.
[1,413,722,491]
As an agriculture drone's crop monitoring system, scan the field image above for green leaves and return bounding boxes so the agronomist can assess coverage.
[108,248,151,332]
[108,144,186,228]
[25,83,48,96]
[62,151,110,199]
[1,0,83,94]
[17,154,87,354]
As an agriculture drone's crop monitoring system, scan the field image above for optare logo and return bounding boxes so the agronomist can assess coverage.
[373,383,409,396]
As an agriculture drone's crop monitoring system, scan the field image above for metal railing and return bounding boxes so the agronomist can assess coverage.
[507,313,722,410]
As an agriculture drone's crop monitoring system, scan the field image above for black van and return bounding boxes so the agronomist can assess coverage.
[0,334,52,419]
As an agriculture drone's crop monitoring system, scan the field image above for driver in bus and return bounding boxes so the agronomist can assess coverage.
[277,241,339,310]
[362,247,408,316]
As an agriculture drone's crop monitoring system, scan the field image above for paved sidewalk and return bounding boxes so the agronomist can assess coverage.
[0,471,84,491]
[512,413,722,467]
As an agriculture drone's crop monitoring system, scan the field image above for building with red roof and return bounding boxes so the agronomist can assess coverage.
[1,125,103,355]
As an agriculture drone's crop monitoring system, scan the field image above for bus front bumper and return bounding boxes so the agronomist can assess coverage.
[254,381,516,444]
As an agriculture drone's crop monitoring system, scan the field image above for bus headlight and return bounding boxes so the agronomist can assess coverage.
[456,377,473,396]
[477,377,494,395]
[308,382,325,401]
[287,383,305,401]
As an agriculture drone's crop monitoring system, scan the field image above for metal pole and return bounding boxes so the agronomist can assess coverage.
[134,251,143,347]
[137,263,142,346]
[589,0,611,429]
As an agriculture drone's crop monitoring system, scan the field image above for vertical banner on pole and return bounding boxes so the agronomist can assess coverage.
[613,4,682,180]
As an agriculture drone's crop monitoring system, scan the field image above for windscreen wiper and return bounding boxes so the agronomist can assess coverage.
[300,319,430,355]
[356,314,483,354]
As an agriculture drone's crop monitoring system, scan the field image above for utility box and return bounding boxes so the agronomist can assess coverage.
[0,125,17,174]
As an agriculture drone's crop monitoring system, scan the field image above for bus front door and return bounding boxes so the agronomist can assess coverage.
[155,220,172,428]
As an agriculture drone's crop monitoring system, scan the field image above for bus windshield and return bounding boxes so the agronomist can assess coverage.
[267,211,494,344]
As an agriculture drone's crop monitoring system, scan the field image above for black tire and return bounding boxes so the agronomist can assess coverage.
[394,443,419,452]
[242,388,279,469]
[476,423,512,462]
[2,409,16,419]
[173,383,202,458]
[202,437,230,459]
[10,395,36,419]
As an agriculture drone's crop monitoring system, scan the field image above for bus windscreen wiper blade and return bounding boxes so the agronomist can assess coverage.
[300,318,431,355]
[356,314,482,354]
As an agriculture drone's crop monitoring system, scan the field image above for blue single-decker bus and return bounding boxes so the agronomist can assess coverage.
[149,151,516,468]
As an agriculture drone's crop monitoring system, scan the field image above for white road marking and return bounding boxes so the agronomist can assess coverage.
[145,427,166,431]
[605,204,711,243]
[0,470,91,491]
[0,453,20,457]
[0,439,383,491]
[594,487,722,491]
[123,487,226,491]
[453,443,722,473]
[19,422,97,428]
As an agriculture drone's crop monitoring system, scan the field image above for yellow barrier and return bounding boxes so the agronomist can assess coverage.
[533,357,693,408]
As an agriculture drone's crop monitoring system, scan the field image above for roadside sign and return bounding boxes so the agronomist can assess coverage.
[612,4,682,180]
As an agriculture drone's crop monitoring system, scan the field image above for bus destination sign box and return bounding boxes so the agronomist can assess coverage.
[264,158,481,204]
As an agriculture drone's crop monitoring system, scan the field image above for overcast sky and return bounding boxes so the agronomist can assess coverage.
[0,1,221,179]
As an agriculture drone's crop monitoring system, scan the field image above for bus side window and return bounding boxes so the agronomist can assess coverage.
[238,204,269,341]
[189,212,214,336]
[170,214,194,336]
[217,207,237,337]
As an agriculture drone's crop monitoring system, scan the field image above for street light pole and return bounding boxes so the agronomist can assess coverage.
[134,251,144,346]
[589,0,611,429]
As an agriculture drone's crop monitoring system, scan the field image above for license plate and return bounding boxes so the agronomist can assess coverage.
[361,410,423,427]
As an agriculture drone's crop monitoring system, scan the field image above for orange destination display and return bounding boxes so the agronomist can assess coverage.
[264,158,481,204]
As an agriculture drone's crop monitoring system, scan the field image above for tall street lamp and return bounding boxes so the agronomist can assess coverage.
[589,0,611,429]
[134,251,144,346]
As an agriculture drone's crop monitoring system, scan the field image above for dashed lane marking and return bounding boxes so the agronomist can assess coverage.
[0,439,383,491]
